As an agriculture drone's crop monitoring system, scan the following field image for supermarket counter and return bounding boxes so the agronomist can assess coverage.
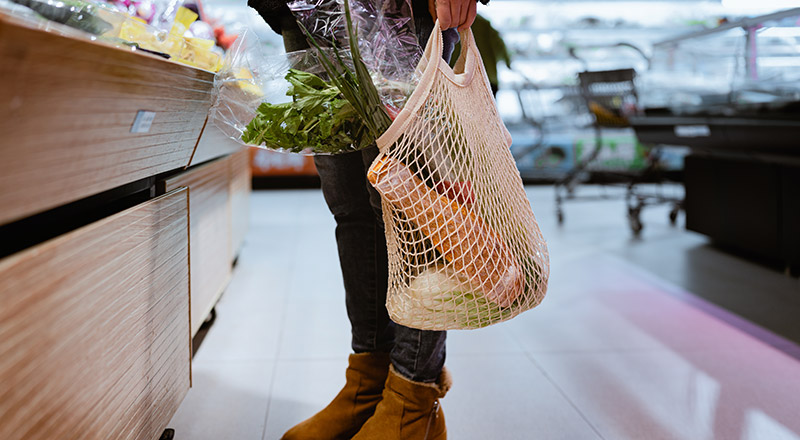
[630,100,800,158]
[630,102,800,275]
[0,14,250,440]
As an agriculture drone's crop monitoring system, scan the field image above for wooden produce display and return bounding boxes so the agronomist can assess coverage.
[162,157,233,336]
[0,189,191,440]
[0,12,253,439]
[0,15,215,227]
[229,148,251,257]
[191,123,245,167]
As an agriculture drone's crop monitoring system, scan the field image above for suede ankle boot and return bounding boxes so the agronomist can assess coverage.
[281,352,391,440]
[351,365,452,440]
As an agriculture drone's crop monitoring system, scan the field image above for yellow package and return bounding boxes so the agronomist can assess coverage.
[232,67,265,96]
[118,17,165,54]
[179,37,223,72]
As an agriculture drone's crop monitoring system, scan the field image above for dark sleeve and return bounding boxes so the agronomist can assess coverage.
[247,0,292,34]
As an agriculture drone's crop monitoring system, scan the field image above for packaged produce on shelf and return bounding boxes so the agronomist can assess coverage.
[3,0,223,71]
[7,0,124,35]
[109,0,155,23]
[116,15,166,52]
[115,6,221,70]
[160,5,222,70]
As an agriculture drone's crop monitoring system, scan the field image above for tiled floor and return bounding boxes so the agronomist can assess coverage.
[168,185,800,440]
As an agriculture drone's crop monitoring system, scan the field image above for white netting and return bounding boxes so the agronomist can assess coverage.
[367,23,550,330]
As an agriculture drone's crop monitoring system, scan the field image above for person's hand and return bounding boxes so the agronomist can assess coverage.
[427,0,477,31]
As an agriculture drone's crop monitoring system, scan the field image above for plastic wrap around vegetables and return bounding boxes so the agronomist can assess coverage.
[209,0,420,154]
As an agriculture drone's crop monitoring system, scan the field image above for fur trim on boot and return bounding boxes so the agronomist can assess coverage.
[351,365,451,440]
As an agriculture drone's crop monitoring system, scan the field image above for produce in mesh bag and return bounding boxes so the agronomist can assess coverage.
[400,265,514,328]
[367,155,523,308]
[368,20,550,330]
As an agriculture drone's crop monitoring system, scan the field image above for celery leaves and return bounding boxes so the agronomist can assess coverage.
[241,68,371,154]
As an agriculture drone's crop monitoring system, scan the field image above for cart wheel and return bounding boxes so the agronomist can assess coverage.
[160,429,175,440]
[628,208,643,236]
[669,207,679,226]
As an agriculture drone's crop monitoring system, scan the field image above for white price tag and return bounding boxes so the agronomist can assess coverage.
[131,111,156,133]
[674,125,711,138]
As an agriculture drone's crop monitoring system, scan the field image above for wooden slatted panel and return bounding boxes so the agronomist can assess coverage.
[229,148,251,258]
[191,124,246,167]
[162,158,232,336]
[0,16,214,226]
[0,188,191,440]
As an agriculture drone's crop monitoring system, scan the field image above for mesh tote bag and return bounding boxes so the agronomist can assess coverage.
[367,22,550,330]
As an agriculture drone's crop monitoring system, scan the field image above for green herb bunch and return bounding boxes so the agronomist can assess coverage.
[241,68,371,154]
[299,0,393,140]
[241,0,394,154]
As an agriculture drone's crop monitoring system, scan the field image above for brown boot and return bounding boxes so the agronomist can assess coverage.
[351,365,452,440]
[281,352,391,440]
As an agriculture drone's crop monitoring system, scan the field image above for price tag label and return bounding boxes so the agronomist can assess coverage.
[131,111,156,133]
[674,125,711,138]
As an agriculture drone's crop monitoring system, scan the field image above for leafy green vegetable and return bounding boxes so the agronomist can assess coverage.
[241,68,371,154]
[243,0,395,154]
[298,0,393,139]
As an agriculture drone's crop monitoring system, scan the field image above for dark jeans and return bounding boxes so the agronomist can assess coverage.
[314,147,446,383]
[279,9,457,383]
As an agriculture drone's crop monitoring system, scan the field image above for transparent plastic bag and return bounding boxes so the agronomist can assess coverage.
[211,30,374,154]
[289,0,422,109]
[210,0,423,154]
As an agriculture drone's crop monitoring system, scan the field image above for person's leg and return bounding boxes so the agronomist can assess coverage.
[315,149,396,354]
[357,146,448,384]
[274,6,452,438]
[279,13,396,440]
[350,18,456,440]
[282,151,397,440]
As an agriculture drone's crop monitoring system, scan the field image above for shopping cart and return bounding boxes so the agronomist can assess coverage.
[554,68,637,223]
[509,74,585,181]
[556,67,683,235]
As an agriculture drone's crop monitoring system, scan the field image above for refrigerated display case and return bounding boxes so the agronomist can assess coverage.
[629,7,800,273]
[632,7,800,153]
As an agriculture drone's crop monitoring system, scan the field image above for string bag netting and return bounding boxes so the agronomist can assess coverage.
[367,22,550,330]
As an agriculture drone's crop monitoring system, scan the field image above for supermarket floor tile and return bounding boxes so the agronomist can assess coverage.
[444,354,603,440]
[446,320,524,356]
[276,297,352,360]
[168,359,275,440]
[192,250,289,363]
[263,358,350,440]
[532,348,800,440]
[505,256,783,355]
